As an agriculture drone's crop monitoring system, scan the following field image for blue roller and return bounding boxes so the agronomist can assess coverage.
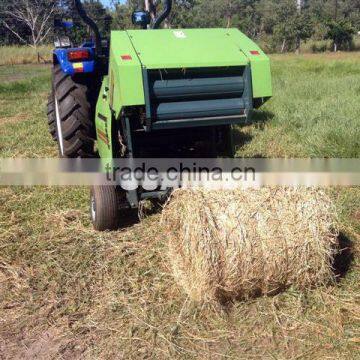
[151,76,245,101]
[155,98,245,120]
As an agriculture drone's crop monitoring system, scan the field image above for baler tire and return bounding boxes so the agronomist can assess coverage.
[90,186,119,231]
[51,64,96,158]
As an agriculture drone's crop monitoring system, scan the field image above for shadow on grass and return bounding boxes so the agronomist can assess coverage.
[233,110,275,157]
[251,109,275,125]
[222,233,355,307]
[118,209,141,229]
[333,232,355,280]
[117,199,167,229]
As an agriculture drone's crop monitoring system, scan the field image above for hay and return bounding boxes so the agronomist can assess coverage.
[162,188,339,303]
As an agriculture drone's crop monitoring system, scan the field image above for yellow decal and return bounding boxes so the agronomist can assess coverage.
[73,62,84,70]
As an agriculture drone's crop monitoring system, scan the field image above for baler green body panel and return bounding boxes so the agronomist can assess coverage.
[95,76,114,158]
[109,31,145,113]
[97,28,272,157]
[227,29,272,98]
[126,29,249,69]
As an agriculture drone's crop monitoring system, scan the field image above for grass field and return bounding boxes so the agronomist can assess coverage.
[0,53,359,358]
[0,46,52,66]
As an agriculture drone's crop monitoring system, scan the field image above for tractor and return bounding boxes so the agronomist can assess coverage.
[47,0,272,231]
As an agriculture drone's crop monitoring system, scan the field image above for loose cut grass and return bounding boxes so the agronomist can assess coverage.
[163,188,340,303]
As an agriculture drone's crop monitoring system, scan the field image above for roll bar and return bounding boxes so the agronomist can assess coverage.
[74,0,102,55]
[152,0,172,29]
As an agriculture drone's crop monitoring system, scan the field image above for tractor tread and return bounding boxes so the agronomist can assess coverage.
[47,64,96,158]
[46,92,57,141]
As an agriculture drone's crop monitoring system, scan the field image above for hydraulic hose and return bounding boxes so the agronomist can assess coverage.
[74,0,102,56]
[152,0,172,29]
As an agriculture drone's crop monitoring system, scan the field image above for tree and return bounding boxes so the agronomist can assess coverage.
[0,0,58,48]
[268,0,313,52]
[112,0,138,29]
[112,3,133,29]
[0,0,358,53]
[168,0,198,28]
[57,0,111,45]
[326,19,355,51]
[0,4,29,46]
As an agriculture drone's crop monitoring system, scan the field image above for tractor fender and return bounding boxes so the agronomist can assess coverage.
[53,48,96,76]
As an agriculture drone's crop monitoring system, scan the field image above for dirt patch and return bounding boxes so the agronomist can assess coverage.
[21,328,68,360]
[0,114,27,127]
[352,210,360,222]
[0,325,73,360]
[0,64,50,82]
[0,74,27,83]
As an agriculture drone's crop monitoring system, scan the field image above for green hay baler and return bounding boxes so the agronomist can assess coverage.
[48,0,272,230]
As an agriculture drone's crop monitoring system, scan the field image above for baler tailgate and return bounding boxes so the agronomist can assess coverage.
[142,66,253,131]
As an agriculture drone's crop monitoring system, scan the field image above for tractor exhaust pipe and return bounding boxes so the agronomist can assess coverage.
[152,0,172,29]
[74,0,102,56]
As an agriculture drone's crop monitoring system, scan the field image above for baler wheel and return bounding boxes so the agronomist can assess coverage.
[48,64,96,158]
[90,186,120,231]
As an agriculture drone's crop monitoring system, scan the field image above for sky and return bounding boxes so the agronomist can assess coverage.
[100,0,126,8]
[100,0,113,7]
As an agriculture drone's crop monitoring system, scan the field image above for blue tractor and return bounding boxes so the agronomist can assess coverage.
[47,0,109,157]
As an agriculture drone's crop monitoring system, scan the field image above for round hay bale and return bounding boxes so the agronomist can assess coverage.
[162,188,339,303]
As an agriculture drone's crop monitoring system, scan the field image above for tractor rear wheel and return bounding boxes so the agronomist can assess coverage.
[47,64,96,158]
[46,90,57,141]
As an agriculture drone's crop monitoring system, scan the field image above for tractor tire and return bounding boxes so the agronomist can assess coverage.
[46,90,57,141]
[90,186,119,231]
[48,64,96,158]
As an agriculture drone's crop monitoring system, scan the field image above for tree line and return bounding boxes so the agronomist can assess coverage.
[0,0,359,53]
